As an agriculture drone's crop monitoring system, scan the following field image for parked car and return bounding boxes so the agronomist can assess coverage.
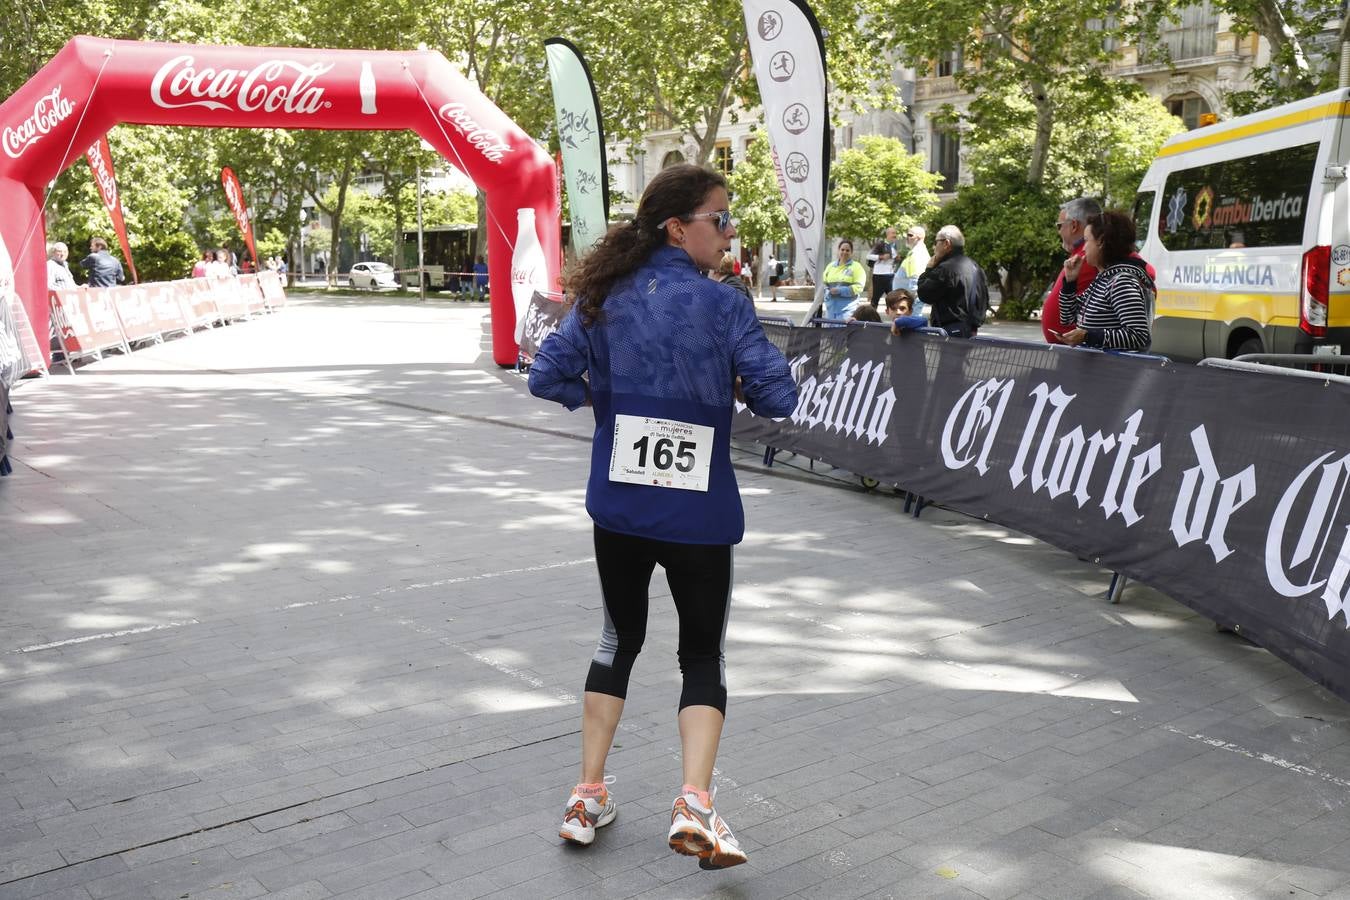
[348,261,399,290]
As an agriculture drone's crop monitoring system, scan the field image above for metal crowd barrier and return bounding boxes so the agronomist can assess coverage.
[1203,352,1350,382]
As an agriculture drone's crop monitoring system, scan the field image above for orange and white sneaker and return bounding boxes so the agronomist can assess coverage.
[667,784,748,869]
[559,776,617,846]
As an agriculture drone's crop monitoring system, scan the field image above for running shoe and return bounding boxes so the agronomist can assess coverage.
[558,776,617,846]
[667,785,748,869]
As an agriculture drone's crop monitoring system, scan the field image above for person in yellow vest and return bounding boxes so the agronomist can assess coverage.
[822,240,867,320]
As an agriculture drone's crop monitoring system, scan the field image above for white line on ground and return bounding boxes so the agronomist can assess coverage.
[18,620,202,653]
[1108,709,1350,792]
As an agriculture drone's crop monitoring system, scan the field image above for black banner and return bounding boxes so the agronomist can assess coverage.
[518,290,567,360]
[736,324,1350,701]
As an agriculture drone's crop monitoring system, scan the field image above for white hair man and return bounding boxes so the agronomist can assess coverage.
[897,226,928,288]
[1044,197,1101,344]
[46,241,75,290]
[913,225,989,338]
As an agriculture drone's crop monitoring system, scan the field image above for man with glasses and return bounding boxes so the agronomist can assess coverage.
[1043,197,1101,344]
[914,225,988,338]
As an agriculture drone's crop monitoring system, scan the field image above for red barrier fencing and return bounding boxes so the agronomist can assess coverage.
[48,274,285,373]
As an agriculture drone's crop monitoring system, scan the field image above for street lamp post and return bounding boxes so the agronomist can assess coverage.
[299,208,306,282]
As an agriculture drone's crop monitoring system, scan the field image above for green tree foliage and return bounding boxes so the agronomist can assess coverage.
[932,173,1064,320]
[726,130,789,253]
[565,0,894,166]
[826,135,942,243]
[1215,1,1348,114]
[965,89,1185,207]
[890,0,1172,186]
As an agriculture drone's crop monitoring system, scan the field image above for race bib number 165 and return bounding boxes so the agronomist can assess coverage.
[609,414,714,492]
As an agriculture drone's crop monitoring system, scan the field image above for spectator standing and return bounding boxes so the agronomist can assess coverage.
[80,238,124,288]
[472,255,489,299]
[713,253,754,303]
[46,242,75,290]
[1044,197,1101,344]
[898,226,929,291]
[1058,210,1153,352]
[191,250,211,278]
[822,240,867,320]
[206,249,232,278]
[916,225,989,338]
[867,226,898,306]
[762,253,780,301]
[528,164,796,869]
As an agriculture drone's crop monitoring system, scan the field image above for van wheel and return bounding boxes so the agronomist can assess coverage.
[1233,336,1262,358]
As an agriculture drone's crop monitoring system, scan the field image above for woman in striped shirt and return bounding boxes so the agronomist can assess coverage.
[1058,210,1153,352]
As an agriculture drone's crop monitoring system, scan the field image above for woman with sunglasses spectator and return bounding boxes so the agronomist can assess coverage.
[529,164,797,869]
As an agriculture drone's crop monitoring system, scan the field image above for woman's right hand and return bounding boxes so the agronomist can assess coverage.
[1063,255,1083,282]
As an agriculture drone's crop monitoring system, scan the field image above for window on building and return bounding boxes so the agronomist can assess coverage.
[931,127,960,192]
[1157,1,1219,61]
[647,109,677,131]
[1166,93,1214,131]
[661,150,687,170]
[713,141,733,177]
[937,48,963,78]
[1085,16,1119,53]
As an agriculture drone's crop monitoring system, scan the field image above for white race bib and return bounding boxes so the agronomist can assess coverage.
[609,414,715,492]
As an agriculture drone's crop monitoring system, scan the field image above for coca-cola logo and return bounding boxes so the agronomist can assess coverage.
[3,87,76,159]
[86,143,118,208]
[150,55,333,114]
[437,103,513,163]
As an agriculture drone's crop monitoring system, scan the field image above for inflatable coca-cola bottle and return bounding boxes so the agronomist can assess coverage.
[511,208,548,344]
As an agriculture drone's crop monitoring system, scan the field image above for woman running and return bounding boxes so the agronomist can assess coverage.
[529,164,797,869]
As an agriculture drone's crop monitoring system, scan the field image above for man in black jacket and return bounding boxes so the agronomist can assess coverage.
[80,238,125,288]
[916,225,988,338]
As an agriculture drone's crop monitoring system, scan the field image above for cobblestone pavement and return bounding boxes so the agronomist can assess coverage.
[2,295,1349,900]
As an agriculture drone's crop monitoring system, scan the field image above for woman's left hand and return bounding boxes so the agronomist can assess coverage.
[1059,327,1087,346]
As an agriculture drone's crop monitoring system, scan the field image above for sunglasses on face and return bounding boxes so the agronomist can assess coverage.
[686,210,734,232]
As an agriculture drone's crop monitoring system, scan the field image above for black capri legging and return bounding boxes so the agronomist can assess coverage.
[585,525,733,715]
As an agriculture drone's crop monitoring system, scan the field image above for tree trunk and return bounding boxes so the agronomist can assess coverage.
[1026,81,1054,187]
[1252,0,1311,83]
[694,78,738,165]
[326,158,354,288]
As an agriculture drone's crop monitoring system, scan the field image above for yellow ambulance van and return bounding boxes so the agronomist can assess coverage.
[1133,88,1350,360]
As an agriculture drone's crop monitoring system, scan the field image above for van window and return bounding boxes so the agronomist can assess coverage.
[1158,142,1318,250]
[1132,191,1156,250]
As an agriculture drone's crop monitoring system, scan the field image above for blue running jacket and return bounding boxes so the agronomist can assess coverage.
[529,245,798,545]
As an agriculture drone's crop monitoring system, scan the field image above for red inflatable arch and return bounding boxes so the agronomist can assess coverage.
[0,36,559,366]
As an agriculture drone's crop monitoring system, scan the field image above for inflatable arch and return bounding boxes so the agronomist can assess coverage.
[0,36,560,366]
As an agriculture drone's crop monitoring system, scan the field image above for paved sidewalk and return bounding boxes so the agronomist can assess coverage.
[3,295,1349,900]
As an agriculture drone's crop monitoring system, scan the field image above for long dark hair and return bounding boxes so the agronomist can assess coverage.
[1085,210,1136,267]
[564,164,727,326]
